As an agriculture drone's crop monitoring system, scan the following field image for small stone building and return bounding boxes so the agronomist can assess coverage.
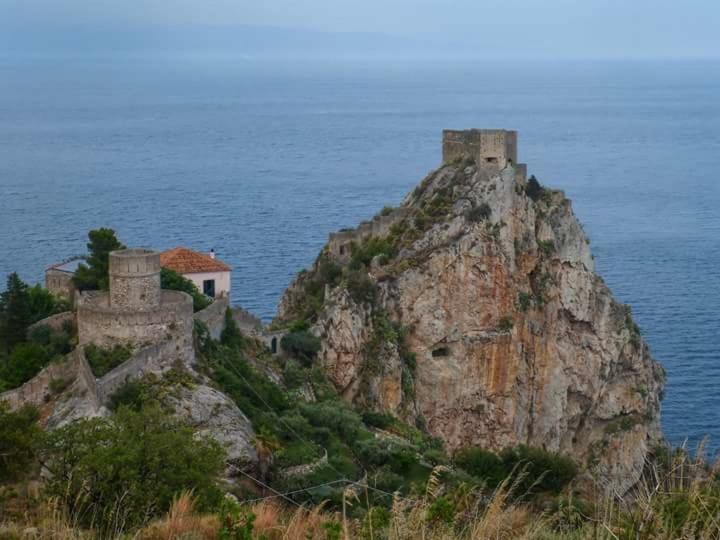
[45,258,84,302]
[76,249,194,363]
[161,247,231,298]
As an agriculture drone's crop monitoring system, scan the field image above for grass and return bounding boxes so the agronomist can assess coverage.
[5,445,720,539]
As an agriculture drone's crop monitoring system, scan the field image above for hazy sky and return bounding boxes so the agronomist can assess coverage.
[3,0,719,58]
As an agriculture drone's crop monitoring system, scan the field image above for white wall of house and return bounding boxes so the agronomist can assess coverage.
[183,271,231,298]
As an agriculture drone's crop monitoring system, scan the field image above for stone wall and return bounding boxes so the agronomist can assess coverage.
[233,306,263,337]
[77,290,194,363]
[193,295,229,340]
[0,348,99,414]
[45,269,76,302]
[27,311,75,337]
[96,342,175,402]
[328,208,412,262]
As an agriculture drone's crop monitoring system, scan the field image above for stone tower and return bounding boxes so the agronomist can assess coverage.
[108,249,162,310]
[442,129,518,169]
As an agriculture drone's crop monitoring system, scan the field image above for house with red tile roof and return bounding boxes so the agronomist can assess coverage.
[160,247,231,298]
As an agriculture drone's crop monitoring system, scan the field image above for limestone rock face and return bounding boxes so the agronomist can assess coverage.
[168,383,258,474]
[277,162,665,493]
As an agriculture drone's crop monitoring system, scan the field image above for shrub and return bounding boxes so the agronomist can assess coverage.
[466,203,492,223]
[427,495,456,524]
[517,292,532,312]
[497,316,514,332]
[299,400,364,445]
[0,402,41,482]
[84,343,133,377]
[281,331,321,367]
[345,270,377,305]
[356,438,418,474]
[108,378,149,411]
[538,239,555,255]
[500,445,577,494]
[161,267,211,312]
[526,175,545,202]
[41,405,225,533]
[350,237,398,270]
[362,411,395,430]
[220,308,244,348]
[0,343,53,389]
[454,447,507,487]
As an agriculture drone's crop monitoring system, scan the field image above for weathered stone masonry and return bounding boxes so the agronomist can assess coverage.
[77,249,194,364]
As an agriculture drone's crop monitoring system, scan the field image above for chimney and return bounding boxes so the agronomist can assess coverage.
[209,248,216,259]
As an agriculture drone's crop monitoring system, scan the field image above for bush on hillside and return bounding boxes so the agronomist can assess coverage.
[0,402,41,482]
[84,343,133,377]
[281,330,321,367]
[160,267,211,312]
[500,445,577,494]
[466,203,492,223]
[526,175,545,202]
[41,405,225,533]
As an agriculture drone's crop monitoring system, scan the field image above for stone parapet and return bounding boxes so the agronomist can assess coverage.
[77,289,194,361]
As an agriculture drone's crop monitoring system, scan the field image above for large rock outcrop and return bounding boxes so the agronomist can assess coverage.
[277,160,664,493]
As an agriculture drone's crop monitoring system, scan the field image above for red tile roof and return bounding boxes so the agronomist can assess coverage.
[160,247,231,274]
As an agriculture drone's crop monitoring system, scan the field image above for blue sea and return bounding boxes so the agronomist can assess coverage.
[1,55,719,453]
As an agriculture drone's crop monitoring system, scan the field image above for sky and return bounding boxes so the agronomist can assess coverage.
[2,0,719,59]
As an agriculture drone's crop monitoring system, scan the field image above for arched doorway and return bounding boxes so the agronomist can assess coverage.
[271,337,277,354]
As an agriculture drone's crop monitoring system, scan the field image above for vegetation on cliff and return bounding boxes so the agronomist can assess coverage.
[0,273,72,391]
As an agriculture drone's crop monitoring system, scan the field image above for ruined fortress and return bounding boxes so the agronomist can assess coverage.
[0,248,231,419]
[76,249,194,363]
[327,129,527,260]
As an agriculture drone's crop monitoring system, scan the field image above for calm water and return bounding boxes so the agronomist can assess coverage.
[1,55,719,452]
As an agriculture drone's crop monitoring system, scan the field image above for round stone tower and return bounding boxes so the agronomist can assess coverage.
[108,249,161,310]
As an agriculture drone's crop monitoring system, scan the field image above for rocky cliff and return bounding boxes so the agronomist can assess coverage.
[276,159,665,493]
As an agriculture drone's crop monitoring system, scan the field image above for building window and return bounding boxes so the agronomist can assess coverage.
[203,279,216,298]
[485,157,498,164]
[432,347,450,358]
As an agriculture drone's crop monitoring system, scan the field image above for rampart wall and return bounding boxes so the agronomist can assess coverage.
[96,342,175,402]
[0,348,99,415]
[193,295,229,340]
[77,290,194,363]
[327,208,412,262]
[27,311,75,337]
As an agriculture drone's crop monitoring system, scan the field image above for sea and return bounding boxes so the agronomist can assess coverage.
[0,55,718,454]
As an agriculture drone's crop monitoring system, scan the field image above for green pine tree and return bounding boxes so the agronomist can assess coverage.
[0,273,32,354]
[73,228,125,290]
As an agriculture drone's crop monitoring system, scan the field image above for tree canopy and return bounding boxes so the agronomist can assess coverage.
[73,228,125,290]
[160,267,211,312]
[41,404,225,533]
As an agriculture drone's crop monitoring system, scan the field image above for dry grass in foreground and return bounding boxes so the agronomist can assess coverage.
[4,446,720,539]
